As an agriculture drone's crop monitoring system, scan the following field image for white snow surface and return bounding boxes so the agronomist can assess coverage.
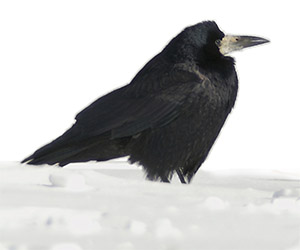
[0,161,299,250]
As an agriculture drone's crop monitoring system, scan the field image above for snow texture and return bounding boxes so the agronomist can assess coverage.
[0,161,299,250]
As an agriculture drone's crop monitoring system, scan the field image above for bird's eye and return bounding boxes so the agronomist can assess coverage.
[215,39,221,47]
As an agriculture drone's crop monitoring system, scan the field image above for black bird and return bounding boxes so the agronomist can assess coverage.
[22,21,269,183]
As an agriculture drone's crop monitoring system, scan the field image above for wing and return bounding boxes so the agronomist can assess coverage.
[75,86,182,139]
[75,61,208,139]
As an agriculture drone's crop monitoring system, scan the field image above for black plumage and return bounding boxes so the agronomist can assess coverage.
[22,21,269,183]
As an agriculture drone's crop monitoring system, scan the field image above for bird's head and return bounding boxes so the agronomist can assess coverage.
[164,21,269,64]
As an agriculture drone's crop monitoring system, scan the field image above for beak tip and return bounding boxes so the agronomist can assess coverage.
[263,38,271,44]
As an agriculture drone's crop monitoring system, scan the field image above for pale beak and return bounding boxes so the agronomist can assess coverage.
[217,35,270,55]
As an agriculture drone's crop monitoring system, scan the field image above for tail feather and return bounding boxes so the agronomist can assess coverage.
[22,144,91,165]
[22,128,130,166]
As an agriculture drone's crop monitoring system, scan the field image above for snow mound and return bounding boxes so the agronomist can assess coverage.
[272,188,300,199]
[49,172,91,191]
[203,196,230,210]
[127,220,147,236]
[155,218,182,239]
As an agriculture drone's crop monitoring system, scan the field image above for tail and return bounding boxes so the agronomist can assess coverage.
[21,126,130,166]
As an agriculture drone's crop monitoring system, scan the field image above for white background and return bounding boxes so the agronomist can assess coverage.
[0,0,299,173]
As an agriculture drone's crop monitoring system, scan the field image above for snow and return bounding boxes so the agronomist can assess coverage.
[49,172,91,191]
[0,161,299,250]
